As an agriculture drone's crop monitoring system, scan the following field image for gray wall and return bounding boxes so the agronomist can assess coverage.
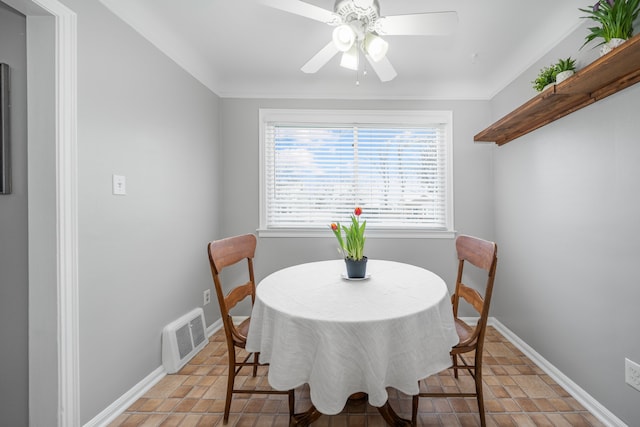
[490,24,640,425]
[0,3,28,426]
[26,13,58,425]
[220,98,496,288]
[49,0,222,423]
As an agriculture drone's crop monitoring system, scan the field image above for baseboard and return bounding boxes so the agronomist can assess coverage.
[207,318,222,337]
[488,317,627,427]
[83,366,166,427]
[83,319,223,427]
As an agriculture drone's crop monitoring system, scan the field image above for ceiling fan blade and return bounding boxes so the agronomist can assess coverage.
[259,0,338,24]
[365,55,397,82]
[376,11,458,36]
[301,42,340,74]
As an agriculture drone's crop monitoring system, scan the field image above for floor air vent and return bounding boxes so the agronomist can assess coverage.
[162,308,207,373]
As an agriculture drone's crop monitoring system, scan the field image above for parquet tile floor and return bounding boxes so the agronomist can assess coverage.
[109,326,605,427]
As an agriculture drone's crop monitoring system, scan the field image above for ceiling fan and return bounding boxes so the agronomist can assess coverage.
[260,0,458,82]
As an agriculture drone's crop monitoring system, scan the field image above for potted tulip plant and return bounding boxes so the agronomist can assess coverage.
[579,0,640,55]
[330,207,367,278]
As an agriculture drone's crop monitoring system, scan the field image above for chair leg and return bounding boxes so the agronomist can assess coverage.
[452,353,459,378]
[474,351,486,427]
[411,394,418,426]
[253,352,259,377]
[223,351,236,423]
[288,389,296,418]
[475,372,486,427]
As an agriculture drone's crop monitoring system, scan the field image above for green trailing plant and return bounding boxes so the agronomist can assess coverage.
[532,58,578,91]
[555,57,576,73]
[579,0,640,47]
[532,64,557,92]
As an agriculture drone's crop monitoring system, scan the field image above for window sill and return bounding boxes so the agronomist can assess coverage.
[257,228,456,239]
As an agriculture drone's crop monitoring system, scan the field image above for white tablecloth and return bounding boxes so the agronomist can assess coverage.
[246,259,458,415]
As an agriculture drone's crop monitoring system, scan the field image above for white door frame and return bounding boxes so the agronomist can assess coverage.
[4,0,79,425]
[49,2,79,424]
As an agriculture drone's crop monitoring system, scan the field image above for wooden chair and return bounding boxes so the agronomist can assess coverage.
[412,235,498,427]
[207,234,294,424]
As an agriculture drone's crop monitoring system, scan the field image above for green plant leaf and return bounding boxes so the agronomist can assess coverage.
[331,210,367,260]
[580,0,640,47]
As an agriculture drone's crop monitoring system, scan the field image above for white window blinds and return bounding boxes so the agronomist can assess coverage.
[260,109,453,234]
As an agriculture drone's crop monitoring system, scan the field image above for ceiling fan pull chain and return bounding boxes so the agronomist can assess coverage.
[356,49,361,85]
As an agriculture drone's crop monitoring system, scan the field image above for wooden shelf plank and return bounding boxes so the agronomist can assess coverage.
[591,67,640,101]
[474,33,640,145]
[559,35,640,95]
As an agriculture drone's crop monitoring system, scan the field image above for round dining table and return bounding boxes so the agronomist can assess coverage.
[245,259,459,426]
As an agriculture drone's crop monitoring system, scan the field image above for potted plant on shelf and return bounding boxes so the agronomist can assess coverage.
[579,0,640,55]
[532,64,557,92]
[330,207,367,278]
[554,57,576,84]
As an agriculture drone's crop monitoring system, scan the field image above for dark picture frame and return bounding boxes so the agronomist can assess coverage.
[1,63,10,194]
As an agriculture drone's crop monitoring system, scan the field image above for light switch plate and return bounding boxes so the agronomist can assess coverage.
[112,175,126,195]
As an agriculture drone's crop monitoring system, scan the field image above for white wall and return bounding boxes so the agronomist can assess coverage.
[220,98,496,288]
[47,0,223,423]
[0,3,28,425]
[490,24,640,426]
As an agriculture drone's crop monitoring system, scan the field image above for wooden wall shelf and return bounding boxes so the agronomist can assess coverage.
[474,33,640,146]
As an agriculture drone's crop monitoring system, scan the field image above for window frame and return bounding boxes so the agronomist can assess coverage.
[258,109,455,239]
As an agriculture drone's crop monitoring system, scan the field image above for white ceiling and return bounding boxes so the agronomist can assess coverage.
[99,0,584,100]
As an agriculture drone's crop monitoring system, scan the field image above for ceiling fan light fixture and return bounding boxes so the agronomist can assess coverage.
[263,0,458,83]
[364,32,388,62]
[340,45,359,70]
[332,24,356,52]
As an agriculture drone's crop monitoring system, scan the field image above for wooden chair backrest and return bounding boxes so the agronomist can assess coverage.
[207,234,257,344]
[452,235,498,342]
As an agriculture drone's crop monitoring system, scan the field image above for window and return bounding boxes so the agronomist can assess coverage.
[259,109,454,238]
